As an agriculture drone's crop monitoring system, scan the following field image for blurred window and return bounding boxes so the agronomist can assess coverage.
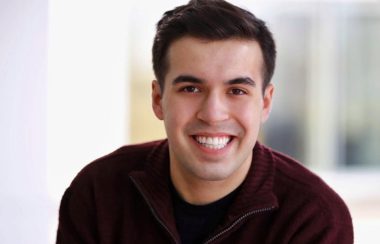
[339,14,380,167]
[261,3,380,170]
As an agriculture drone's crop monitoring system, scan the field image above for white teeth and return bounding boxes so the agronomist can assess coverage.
[194,136,231,150]
[207,137,213,145]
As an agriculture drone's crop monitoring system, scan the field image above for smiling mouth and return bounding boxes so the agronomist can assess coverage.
[192,135,233,150]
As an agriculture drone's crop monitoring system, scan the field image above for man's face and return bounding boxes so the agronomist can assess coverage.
[152,36,274,185]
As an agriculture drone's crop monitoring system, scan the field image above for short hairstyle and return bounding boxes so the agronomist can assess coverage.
[152,0,276,91]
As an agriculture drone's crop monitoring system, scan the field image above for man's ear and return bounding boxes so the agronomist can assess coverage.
[261,83,274,123]
[152,80,164,120]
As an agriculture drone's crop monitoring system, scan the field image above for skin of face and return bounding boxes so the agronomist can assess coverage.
[152,36,274,204]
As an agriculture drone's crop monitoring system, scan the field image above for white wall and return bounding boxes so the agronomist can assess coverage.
[0,0,50,243]
[47,0,130,203]
[0,0,51,243]
[0,0,130,243]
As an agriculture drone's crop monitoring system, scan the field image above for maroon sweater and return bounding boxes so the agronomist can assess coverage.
[57,140,353,243]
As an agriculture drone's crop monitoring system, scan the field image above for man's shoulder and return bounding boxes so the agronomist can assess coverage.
[70,139,167,186]
[262,146,322,187]
[269,147,323,189]
[265,145,352,225]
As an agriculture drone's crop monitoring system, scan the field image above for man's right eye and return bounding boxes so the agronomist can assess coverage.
[180,86,201,93]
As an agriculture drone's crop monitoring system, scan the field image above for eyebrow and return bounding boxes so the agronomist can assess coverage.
[172,75,256,87]
[172,75,204,84]
[227,77,256,87]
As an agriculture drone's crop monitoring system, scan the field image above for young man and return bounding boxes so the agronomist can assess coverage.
[57,0,353,243]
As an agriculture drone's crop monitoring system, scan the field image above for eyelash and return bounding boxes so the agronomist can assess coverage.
[178,86,248,95]
[179,86,201,93]
[228,88,247,95]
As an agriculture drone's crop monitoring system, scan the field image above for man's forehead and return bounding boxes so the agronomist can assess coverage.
[166,36,263,68]
[165,36,265,85]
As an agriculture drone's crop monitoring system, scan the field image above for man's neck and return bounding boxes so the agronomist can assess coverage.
[170,160,251,205]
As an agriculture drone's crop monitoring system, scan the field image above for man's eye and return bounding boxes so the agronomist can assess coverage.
[180,86,200,93]
[229,88,247,95]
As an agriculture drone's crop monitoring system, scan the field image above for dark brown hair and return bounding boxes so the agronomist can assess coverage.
[152,0,276,90]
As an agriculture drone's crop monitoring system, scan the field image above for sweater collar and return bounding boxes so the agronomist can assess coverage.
[227,141,279,219]
[129,140,278,240]
[129,140,179,241]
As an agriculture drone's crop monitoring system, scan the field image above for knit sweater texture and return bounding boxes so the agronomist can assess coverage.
[56,140,353,243]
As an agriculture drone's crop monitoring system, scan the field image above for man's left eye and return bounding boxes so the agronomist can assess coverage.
[229,88,247,95]
[181,86,200,93]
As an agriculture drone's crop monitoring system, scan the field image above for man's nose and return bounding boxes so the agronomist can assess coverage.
[196,92,230,124]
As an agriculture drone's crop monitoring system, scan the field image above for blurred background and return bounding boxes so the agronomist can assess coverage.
[1,0,379,243]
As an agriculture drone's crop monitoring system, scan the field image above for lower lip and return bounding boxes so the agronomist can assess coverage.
[191,136,233,154]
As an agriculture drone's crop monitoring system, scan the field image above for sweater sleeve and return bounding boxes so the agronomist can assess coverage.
[56,186,98,244]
